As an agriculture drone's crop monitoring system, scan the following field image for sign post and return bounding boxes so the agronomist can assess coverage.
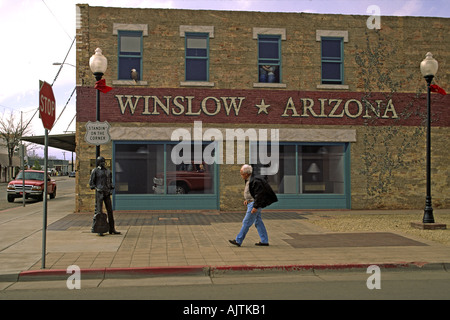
[20,144,26,207]
[39,80,56,269]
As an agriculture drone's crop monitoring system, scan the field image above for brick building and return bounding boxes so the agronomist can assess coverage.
[75,4,449,213]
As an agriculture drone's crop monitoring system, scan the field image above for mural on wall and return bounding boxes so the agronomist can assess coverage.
[355,29,429,208]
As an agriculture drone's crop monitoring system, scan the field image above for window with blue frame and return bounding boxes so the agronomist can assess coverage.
[114,142,216,195]
[321,37,344,84]
[118,30,143,80]
[258,35,281,83]
[251,143,348,195]
[185,33,209,81]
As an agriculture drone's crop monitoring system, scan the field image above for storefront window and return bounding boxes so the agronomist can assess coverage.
[115,143,164,194]
[165,144,215,194]
[300,145,345,194]
[114,142,215,195]
[261,145,296,194]
[253,143,346,195]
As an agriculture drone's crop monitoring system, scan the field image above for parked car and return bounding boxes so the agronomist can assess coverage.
[153,163,212,194]
[7,170,57,202]
[69,171,76,177]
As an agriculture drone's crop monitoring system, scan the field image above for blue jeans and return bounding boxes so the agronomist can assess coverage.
[259,67,276,83]
[236,202,269,245]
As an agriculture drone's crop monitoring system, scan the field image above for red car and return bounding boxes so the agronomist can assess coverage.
[7,170,57,202]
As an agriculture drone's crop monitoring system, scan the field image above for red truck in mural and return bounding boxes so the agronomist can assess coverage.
[153,163,212,194]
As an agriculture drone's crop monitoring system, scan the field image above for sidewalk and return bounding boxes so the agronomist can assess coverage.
[0,189,449,282]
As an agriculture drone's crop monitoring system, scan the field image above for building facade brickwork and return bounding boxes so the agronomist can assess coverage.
[75,5,449,213]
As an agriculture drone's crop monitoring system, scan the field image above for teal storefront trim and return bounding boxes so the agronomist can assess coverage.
[267,193,350,210]
[112,141,220,211]
[114,194,219,210]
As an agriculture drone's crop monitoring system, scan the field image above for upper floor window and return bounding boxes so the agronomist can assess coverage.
[258,35,281,84]
[321,37,343,84]
[185,33,209,81]
[118,30,143,80]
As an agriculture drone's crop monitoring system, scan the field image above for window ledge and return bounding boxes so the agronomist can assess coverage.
[316,84,349,90]
[180,81,215,87]
[253,83,287,88]
[112,80,148,86]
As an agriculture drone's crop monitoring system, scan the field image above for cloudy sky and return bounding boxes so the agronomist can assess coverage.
[0,0,448,158]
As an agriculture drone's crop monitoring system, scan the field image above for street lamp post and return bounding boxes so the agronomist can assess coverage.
[89,48,108,159]
[419,52,438,224]
[88,48,109,235]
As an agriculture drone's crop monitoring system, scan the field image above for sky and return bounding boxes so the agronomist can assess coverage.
[0,0,449,159]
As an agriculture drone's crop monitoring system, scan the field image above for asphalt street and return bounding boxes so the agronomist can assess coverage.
[1,269,450,300]
[0,176,75,211]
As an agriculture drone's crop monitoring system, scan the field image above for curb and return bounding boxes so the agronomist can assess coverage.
[5,261,448,282]
[208,262,450,277]
[16,265,208,282]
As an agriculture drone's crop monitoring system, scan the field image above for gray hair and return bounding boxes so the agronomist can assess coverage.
[241,164,253,174]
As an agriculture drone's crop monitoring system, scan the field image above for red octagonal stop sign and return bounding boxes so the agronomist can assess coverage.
[39,80,56,130]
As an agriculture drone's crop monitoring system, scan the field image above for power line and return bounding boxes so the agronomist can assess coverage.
[23,37,76,129]
[53,87,76,127]
[52,37,75,86]
[41,0,73,41]
[24,109,39,131]
[65,114,76,133]
[3,3,76,127]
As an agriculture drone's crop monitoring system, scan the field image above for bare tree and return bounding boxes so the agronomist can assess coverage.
[0,111,32,179]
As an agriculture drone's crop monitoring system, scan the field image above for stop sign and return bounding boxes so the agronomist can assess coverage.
[39,80,56,130]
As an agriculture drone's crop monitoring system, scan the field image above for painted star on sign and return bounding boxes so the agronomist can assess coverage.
[255,99,270,114]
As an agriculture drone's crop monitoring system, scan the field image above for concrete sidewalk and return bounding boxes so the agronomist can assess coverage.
[0,190,449,282]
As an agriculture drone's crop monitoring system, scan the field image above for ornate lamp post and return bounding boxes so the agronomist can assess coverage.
[419,52,438,224]
[88,48,117,236]
[89,48,108,159]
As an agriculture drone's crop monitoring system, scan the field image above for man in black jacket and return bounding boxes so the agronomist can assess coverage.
[229,164,278,247]
[89,156,120,235]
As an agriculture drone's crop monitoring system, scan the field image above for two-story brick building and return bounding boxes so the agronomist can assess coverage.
[75,4,449,213]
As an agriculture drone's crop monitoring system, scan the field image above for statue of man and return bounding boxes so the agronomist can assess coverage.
[89,156,120,235]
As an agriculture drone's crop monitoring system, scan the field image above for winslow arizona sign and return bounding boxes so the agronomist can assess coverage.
[114,94,399,119]
[76,87,449,127]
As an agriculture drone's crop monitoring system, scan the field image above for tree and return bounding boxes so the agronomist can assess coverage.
[32,160,42,170]
[354,29,426,208]
[0,111,32,180]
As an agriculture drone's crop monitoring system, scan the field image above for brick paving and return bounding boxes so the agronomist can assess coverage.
[1,194,449,279]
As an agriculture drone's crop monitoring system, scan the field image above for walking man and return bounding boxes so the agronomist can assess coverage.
[229,164,278,247]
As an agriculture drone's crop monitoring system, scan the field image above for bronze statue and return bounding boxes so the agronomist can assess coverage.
[89,156,120,235]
